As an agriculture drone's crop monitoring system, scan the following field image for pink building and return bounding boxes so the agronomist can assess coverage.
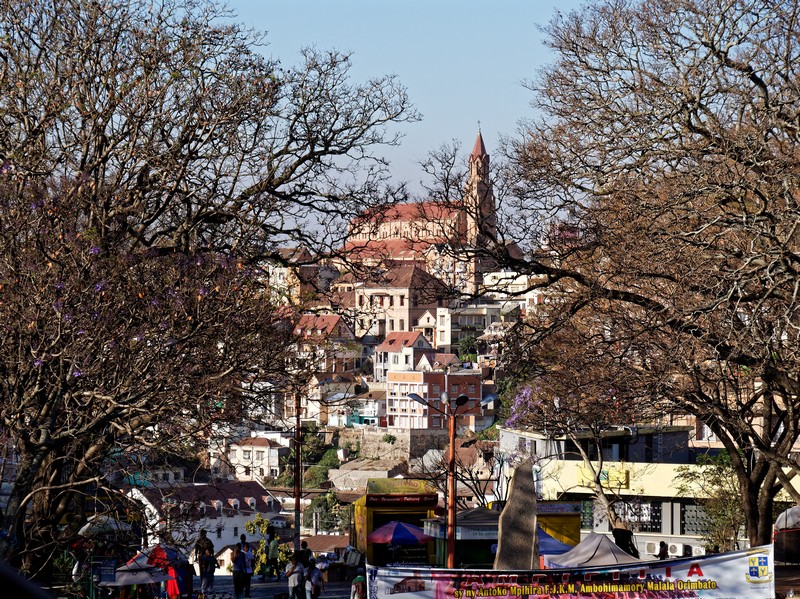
[385,370,489,431]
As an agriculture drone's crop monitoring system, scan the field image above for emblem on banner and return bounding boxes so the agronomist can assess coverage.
[746,554,774,584]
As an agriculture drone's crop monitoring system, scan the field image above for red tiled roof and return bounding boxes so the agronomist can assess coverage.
[275,246,313,263]
[234,437,284,448]
[334,264,448,292]
[141,481,278,515]
[340,237,439,261]
[294,314,349,338]
[357,201,461,224]
[375,331,428,353]
[434,353,459,365]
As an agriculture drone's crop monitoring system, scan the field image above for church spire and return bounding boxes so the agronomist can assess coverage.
[471,130,487,159]
[468,129,489,181]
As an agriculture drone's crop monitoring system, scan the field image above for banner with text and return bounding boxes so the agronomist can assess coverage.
[366,545,774,599]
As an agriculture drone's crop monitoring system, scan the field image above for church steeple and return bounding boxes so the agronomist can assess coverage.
[471,130,487,158]
[465,130,496,244]
[469,130,489,180]
[463,130,498,294]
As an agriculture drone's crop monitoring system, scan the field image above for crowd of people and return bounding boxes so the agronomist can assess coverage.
[191,526,366,599]
[285,541,325,599]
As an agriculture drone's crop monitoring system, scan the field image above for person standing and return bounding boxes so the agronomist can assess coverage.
[656,541,669,560]
[298,540,312,568]
[199,547,216,596]
[232,542,248,599]
[194,529,214,561]
[267,535,281,581]
[242,541,254,598]
[350,567,367,599]
[305,558,323,599]
[285,552,306,599]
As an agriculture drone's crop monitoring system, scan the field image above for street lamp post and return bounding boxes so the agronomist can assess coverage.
[445,396,459,569]
[408,383,495,569]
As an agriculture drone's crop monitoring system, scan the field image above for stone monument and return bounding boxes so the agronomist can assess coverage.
[493,458,538,569]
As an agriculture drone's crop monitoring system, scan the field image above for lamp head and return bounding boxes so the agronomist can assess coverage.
[480,394,499,407]
[454,393,469,407]
[407,393,426,406]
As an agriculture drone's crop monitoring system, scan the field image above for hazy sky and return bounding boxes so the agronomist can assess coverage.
[228,0,586,192]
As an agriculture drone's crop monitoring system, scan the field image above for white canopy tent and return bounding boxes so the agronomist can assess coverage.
[543,532,643,568]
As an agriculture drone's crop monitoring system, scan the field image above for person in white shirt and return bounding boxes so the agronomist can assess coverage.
[285,552,306,599]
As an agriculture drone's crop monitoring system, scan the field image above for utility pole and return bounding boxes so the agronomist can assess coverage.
[294,389,302,552]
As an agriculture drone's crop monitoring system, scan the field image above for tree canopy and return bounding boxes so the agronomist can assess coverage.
[0,0,416,578]
[425,0,800,546]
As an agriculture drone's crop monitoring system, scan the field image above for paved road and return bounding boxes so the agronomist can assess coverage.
[778,565,800,598]
[194,575,352,599]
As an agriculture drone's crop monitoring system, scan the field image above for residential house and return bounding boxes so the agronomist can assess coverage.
[330,265,452,351]
[416,352,461,373]
[327,388,387,428]
[326,459,407,491]
[299,371,361,427]
[476,320,515,381]
[410,439,501,508]
[374,331,433,383]
[264,246,338,305]
[434,302,504,354]
[293,313,361,374]
[413,310,437,344]
[228,436,290,482]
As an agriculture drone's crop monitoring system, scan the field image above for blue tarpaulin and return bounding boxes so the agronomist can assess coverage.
[537,526,573,555]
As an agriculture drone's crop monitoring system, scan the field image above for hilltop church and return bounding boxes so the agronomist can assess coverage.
[342,131,500,296]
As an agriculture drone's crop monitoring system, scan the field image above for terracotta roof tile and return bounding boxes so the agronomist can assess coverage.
[375,331,428,352]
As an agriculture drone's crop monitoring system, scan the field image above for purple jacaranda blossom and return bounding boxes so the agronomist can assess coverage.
[94,280,107,292]
[89,246,101,256]
[33,358,44,367]
[72,369,83,377]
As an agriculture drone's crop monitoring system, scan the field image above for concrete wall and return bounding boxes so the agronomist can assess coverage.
[339,427,449,461]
